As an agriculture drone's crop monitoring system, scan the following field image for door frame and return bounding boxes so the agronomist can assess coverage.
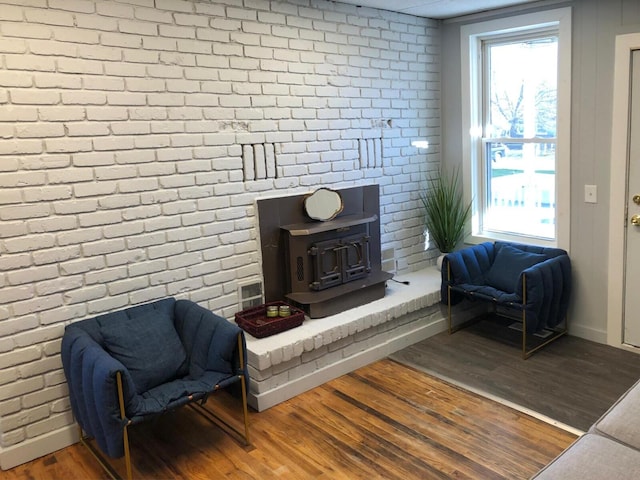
[608,33,640,350]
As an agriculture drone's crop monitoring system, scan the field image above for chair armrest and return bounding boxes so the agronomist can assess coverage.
[61,326,137,458]
[441,242,495,304]
[444,242,495,283]
[174,300,247,379]
[519,254,571,331]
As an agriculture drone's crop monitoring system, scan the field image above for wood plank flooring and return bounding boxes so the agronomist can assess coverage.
[5,359,575,480]
[391,320,640,431]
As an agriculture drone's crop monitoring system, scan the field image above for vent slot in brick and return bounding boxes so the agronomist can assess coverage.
[238,280,264,311]
[358,137,383,169]
[242,143,276,181]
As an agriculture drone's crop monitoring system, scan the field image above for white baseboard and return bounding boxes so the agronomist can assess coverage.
[248,316,447,411]
[0,424,79,471]
[568,323,607,344]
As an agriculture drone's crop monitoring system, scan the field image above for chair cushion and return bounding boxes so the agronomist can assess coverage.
[101,309,188,394]
[129,370,239,421]
[450,283,521,304]
[485,243,546,293]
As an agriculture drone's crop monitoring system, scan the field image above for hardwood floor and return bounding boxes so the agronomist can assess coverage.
[391,320,640,431]
[5,359,576,480]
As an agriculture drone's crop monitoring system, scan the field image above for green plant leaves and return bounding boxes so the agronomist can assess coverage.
[420,168,472,253]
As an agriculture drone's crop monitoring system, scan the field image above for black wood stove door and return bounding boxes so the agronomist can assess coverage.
[308,234,370,291]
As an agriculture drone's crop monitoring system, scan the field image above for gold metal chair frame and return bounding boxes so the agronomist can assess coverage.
[446,262,568,359]
[78,333,251,480]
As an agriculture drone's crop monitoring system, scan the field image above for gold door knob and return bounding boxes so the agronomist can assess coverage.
[632,215,640,226]
[634,195,640,205]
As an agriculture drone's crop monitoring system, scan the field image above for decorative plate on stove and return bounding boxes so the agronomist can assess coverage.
[304,188,343,221]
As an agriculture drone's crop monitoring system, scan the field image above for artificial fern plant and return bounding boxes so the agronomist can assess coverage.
[420,168,472,253]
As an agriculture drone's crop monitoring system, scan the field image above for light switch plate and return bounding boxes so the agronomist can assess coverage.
[585,184,597,203]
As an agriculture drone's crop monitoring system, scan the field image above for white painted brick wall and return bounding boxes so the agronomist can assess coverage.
[0,0,440,464]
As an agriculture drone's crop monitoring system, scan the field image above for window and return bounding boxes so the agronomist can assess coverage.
[461,8,571,249]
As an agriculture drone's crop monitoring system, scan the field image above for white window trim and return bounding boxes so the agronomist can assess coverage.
[460,7,571,251]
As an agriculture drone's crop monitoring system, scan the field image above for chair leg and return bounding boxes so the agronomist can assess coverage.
[447,261,455,334]
[237,334,251,445]
[78,371,132,480]
[522,317,569,359]
[116,372,133,480]
[521,275,570,359]
[79,426,122,480]
[189,333,251,446]
[448,284,453,334]
[522,303,527,360]
[189,382,251,447]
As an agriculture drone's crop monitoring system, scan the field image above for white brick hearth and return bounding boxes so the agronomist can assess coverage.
[245,267,445,411]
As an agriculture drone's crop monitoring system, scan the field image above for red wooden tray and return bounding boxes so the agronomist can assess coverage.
[235,301,305,338]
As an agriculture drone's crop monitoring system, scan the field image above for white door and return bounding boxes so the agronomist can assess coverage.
[623,50,640,347]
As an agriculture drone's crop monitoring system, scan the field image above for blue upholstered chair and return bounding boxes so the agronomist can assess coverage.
[61,298,250,480]
[441,241,571,358]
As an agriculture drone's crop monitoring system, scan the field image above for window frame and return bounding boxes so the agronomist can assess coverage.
[460,7,572,250]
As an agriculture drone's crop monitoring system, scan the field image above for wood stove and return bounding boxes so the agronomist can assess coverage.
[257,185,393,318]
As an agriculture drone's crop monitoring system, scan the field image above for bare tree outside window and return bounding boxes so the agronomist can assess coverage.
[482,36,558,239]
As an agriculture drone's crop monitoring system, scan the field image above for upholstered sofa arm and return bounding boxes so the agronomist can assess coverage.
[61,326,137,458]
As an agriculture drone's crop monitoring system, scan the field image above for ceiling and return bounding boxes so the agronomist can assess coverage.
[332,0,540,19]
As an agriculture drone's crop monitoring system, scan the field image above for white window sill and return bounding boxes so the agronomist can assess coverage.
[465,232,558,249]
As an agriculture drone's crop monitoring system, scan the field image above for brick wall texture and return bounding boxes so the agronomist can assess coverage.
[0,0,440,455]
